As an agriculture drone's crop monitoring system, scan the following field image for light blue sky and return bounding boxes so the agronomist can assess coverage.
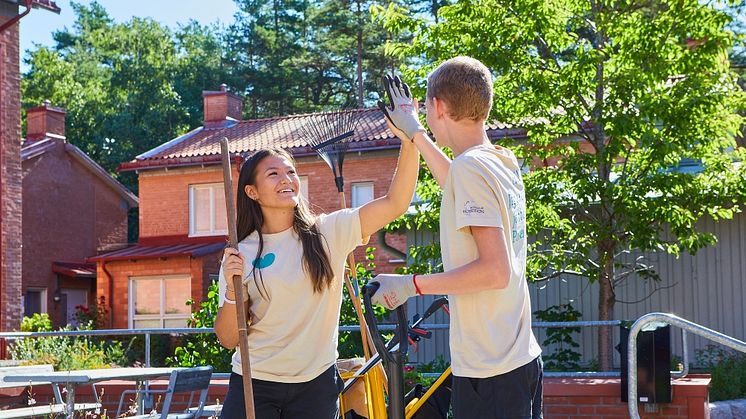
[20,0,239,72]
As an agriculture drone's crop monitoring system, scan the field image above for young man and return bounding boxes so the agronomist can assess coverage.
[372,56,543,418]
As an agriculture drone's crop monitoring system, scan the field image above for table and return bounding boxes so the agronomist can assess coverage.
[2,367,181,418]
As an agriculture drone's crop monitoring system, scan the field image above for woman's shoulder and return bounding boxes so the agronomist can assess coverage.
[315,208,359,230]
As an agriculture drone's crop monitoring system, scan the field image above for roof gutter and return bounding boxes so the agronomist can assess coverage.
[0,0,61,33]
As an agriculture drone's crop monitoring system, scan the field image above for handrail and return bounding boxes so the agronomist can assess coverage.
[627,312,746,419]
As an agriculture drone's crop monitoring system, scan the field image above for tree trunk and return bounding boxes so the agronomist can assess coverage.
[597,241,615,371]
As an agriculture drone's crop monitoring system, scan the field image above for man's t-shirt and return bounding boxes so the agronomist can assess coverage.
[440,144,541,378]
[218,208,363,383]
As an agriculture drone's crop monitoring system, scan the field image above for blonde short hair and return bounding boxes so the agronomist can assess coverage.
[426,56,493,122]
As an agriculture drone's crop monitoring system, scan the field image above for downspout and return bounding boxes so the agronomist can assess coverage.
[0,0,62,34]
[376,230,406,260]
[0,0,31,33]
[101,261,114,328]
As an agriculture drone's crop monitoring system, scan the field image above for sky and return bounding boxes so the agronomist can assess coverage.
[20,0,239,71]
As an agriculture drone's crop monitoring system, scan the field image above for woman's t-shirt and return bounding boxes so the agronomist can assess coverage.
[218,208,363,383]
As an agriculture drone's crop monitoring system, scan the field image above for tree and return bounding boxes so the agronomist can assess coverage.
[378,0,746,369]
[23,2,189,179]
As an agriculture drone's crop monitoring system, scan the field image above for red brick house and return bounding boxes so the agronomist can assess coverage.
[0,0,60,331]
[92,84,524,329]
[22,102,137,327]
[90,86,410,329]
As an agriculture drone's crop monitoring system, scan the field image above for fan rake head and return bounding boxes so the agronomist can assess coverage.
[297,110,360,193]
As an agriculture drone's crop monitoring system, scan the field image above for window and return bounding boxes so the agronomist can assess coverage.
[189,183,227,236]
[351,182,374,207]
[129,276,191,329]
[24,288,47,318]
[299,176,309,202]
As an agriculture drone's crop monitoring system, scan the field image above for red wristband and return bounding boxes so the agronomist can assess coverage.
[413,274,423,296]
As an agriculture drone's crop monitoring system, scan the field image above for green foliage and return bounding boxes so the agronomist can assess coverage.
[377,0,746,368]
[534,304,582,371]
[167,281,232,372]
[403,355,449,393]
[339,247,388,359]
[72,296,110,330]
[9,329,130,371]
[696,344,746,401]
[20,313,52,332]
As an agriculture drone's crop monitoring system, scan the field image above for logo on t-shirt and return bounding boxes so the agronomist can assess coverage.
[462,200,485,216]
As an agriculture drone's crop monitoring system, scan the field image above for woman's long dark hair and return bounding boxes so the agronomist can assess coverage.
[235,149,334,296]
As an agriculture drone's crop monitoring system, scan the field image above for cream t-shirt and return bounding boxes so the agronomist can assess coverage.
[440,144,541,378]
[218,208,363,383]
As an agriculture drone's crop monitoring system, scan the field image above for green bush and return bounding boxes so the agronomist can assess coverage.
[533,304,582,371]
[338,248,387,359]
[9,330,128,370]
[167,281,233,372]
[20,313,52,332]
[696,344,746,401]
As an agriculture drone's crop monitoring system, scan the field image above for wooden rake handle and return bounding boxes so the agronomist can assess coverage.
[220,138,256,419]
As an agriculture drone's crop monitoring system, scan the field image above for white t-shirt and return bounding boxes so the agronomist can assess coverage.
[440,144,541,378]
[218,208,363,383]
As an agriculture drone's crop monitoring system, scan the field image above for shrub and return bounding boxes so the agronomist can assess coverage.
[534,304,582,371]
[167,281,232,372]
[20,313,52,332]
[9,329,128,370]
[72,296,110,330]
[696,344,746,401]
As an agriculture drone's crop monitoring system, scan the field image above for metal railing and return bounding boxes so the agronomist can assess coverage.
[627,313,746,419]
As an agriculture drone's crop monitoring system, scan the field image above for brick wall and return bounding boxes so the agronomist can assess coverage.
[19,374,712,418]
[22,140,130,326]
[0,4,23,332]
[138,149,408,274]
[98,255,218,329]
[544,375,711,419]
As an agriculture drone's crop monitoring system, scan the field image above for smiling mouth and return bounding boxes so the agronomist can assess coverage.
[278,188,295,194]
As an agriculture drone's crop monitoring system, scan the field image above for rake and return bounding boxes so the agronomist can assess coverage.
[296,109,377,360]
[220,137,255,419]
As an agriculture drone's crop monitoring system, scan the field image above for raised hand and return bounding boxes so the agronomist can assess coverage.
[378,74,425,141]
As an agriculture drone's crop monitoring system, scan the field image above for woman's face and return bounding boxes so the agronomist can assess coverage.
[244,155,301,210]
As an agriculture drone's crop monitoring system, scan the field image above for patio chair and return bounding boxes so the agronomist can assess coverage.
[117,366,213,419]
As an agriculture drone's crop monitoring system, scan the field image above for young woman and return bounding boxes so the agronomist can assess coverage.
[215,137,418,418]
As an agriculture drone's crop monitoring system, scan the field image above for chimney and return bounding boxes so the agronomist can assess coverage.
[203,84,243,127]
[26,100,66,141]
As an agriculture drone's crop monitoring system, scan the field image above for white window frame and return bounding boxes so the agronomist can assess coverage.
[351,182,375,208]
[189,183,228,237]
[24,288,47,317]
[128,275,191,329]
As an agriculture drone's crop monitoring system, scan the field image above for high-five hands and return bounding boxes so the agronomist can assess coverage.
[378,75,425,142]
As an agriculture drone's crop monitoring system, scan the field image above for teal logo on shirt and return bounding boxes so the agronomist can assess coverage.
[253,253,276,269]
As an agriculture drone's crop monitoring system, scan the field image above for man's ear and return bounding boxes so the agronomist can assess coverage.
[244,185,258,201]
[433,96,449,119]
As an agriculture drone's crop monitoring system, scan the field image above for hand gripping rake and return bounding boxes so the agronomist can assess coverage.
[220,138,256,419]
[297,110,377,360]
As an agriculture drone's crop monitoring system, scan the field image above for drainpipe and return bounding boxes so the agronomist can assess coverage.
[0,1,62,34]
[101,261,114,328]
[376,230,406,260]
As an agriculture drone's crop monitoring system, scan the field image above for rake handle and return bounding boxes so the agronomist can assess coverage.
[221,138,256,419]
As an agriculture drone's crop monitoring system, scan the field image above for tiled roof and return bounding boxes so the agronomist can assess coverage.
[119,107,527,172]
[120,108,397,171]
[88,241,225,263]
